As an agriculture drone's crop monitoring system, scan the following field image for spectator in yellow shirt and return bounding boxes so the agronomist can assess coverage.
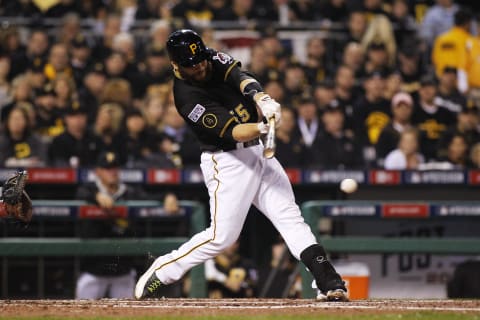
[44,43,73,81]
[465,30,480,107]
[432,9,473,92]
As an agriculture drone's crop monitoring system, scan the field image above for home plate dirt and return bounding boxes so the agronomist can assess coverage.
[1,299,479,318]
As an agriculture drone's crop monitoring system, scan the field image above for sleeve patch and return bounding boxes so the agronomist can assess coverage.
[187,104,206,122]
[202,113,218,128]
[212,52,233,65]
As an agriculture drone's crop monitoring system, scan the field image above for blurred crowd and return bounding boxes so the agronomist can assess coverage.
[1,0,480,170]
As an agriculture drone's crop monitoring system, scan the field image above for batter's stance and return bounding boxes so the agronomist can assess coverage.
[135,29,348,301]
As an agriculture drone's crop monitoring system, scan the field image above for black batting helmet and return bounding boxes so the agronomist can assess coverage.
[166,29,209,67]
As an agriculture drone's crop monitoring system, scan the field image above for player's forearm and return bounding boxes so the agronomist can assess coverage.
[232,123,263,142]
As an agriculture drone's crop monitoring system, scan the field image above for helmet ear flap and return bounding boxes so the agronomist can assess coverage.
[166,29,208,67]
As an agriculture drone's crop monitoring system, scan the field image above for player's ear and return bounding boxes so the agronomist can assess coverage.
[171,62,181,73]
[171,62,184,79]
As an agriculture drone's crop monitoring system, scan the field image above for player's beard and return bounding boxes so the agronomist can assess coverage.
[180,61,212,85]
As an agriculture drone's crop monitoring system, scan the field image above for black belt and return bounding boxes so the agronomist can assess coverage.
[208,138,260,153]
[241,139,260,148]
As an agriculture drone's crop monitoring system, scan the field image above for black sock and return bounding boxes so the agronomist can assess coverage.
[300,244,344,292]
[300,244,328,272]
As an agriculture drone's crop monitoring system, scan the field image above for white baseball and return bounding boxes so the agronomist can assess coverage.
[340,178,358,194]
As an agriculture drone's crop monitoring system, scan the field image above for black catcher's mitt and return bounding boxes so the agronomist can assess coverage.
[2,170,32,224]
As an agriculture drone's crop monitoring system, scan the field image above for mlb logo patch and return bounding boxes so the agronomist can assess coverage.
[212,52,232,64]
[188,104,206,122]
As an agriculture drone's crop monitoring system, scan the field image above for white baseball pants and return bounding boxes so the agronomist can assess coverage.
[153,144,317,284]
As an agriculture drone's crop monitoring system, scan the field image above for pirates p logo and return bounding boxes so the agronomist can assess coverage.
[190,43,198,55]
[106,152,116,163]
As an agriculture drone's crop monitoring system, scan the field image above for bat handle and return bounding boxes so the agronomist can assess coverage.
[263,116,276,159]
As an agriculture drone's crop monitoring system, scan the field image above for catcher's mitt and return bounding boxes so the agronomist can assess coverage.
[1,170,32,224]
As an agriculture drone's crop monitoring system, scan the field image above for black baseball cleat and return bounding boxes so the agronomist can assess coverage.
[315,279,349,302]
[315,261,349,302]
[317,288,349,302]
[135,271,163,299]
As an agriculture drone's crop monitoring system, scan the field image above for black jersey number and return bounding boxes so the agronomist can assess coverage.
[235,104,250,123]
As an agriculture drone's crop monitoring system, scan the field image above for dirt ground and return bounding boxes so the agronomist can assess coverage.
[1,299,479,318]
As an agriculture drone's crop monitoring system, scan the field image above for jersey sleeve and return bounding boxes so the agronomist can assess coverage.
[210,51,241,82]
[211,50,265,101]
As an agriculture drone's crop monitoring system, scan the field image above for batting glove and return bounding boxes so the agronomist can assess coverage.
[254,93,281,126]
[257,121,270,134]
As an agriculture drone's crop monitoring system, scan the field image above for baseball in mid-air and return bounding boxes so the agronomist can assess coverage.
[340,178,358,194]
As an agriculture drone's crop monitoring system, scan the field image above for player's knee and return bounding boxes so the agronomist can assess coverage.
[211,234,238,252]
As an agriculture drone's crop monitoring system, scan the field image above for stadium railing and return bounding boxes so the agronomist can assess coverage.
[2,167,480,185]
[300,200,480,298]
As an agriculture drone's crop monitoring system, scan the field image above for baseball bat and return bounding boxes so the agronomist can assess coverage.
[263,117,276,159]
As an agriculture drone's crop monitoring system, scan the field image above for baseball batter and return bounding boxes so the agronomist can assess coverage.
[135,29,347,301]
